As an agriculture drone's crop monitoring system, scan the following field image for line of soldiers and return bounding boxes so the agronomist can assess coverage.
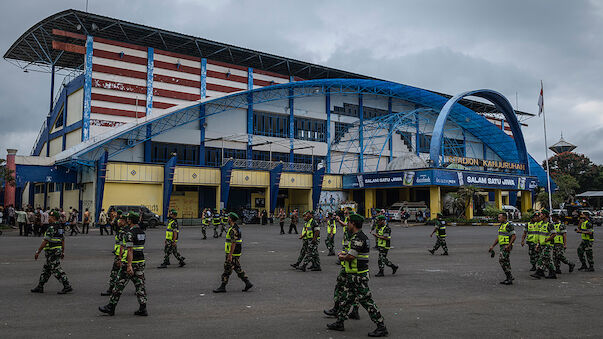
[490,209,595,285]
[201,208,228,239]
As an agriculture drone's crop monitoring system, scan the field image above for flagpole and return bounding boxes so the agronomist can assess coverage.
[541,80,554,221]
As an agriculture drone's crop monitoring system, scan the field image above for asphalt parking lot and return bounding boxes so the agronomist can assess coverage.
[1,222,602,338]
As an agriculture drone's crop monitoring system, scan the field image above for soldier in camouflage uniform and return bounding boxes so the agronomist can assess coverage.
[489,213,516,285]
[295,211,321,272]
[101,211,127,296]
[372,215,398,276]
[213,212,253,293]
[551,213,575,274]
[99,212,148,316]
[325,212,337,256]
[531,210,557,279]
[429,213,448,255]
[158,209,186,269]
[201,208,210,239]
[31,211,73,294]
[521,213,541,271]
[327,214,388,337]
[575,214,595,271]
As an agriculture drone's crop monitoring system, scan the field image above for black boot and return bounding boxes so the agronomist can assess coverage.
[323,307,337,317]
[134,304,148,316]
[311,266,322,271]
[57,285,73,294]
[368,323,389,337]
[442,252,449,256]
[530,265,537,271]
[101,289,112,296]
[290,263,299,269]
[555,268,562,274]
[213,283,227,293]
[30,285,44,293]
[179,261,186,267]
[578,264,588,271]
[569,262,575,273]
[530,269,544,279]
[545,271,557,279]
[500,273,513,285]
[297,264,307,272]
[99,303,115,316]
[375,269,385,277]
[348,306,360,320]
[392,265,399,275]
[157,263,168,269]
[242,279,253,292]
[587,266,595,272]
[327,321,344,331]
[428,249,435,255]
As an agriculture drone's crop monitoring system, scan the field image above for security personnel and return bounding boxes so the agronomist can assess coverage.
[575,214,595,271]
[99,212,147,316]
[201,208,210,239]
[327,214,388,337]
[552,213,575,273]
[101,210,127,296]
[531,210,557,279]
[212,209,222,238]
[429,213,448,255]
[213,212,253,293]
[158,209,186,269]
[372,215,399,276]
[336,208,352,252]
[521,213,541,271]
[489,213,515,285]
[325,212,337,256]
[31,211,73,294]
[297,211,321,272]
[220,209,229,237]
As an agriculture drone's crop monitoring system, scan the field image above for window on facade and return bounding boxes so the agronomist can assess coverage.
[54,109,64,129]
[271,152,289,163]
[252,150,270,161]
[151,142,199,165]
[205,147,222,167]
[334,122,352,144]
[418,133,432,153]
[294,117,326,142]
[398,131,413,151]
[223,148,247,160]
[48,183,55,193]
[253,111,289,138]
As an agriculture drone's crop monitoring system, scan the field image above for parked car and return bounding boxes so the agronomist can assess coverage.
[109,205,160,229]
[387,201,428,221]
[502,205,521,220]
[579,210,603,226]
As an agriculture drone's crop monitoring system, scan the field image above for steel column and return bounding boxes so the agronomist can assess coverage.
[325,89,331,173]
[289,76,294,163]
[388,97,393,161]
[82,35,93,141]
[247,67,253,161]
[358,94,363,173]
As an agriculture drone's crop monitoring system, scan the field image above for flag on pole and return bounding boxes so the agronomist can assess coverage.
[538,81,544,116]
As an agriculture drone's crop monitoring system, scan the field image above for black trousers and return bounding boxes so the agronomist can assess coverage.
[279,221,285,234]
[99,223,109,235]
[289,223,298,234]
[82,223,89,234]
[18,222,25,236]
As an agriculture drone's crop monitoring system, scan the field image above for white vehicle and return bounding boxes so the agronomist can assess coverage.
[502,205,521,220]
[387,201,428,221]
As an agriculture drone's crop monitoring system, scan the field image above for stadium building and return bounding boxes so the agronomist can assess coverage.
[2,9,551,221]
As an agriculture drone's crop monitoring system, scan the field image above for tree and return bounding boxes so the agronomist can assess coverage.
[445,186,480,217]
[0,159,15,188]
[543,152,601,192]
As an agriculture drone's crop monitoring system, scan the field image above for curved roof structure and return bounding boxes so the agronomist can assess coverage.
[54,78,550,187]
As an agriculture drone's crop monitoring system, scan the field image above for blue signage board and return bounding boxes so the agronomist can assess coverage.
[343,169,539,191]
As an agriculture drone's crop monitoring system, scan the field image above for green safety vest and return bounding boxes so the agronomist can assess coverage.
[44,227,63,251]
[539,222,553,246]
[202,217,210,226]
[342,216,350,246]
[580,220,594,241]
[221,215,229,223]
[225,226,242,256]
[526,222,538,243]
[166,219,177,241]
[113,231,122,254]
[377,224,391,249]
[498,222,512,245]
[326,220,337,235]
[343,234,369,274]
[212,216,221,225]
[303,218,315,240]
[553,223,564,244]
[436,223,447,238]
[123,226,145,264]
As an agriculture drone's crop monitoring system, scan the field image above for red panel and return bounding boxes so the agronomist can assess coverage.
[52,29,86,40]
[92,64,146,79]
[155,48,201,62]
[154,60,199,75]
[91,106,145,118]
[93,49,147,66]
[153,101,177,109]
[154,73,201,88]
[208,59,247,72]
[93,36,147,51]
[253,78,273,87]
[91,93,178,110]
[206,83,242,93]
[154,87,201,101]
[52,40,85,54]
[207,70,247,84]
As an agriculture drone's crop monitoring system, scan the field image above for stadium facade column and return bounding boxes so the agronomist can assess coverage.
[364,188,376,218]
[144,47,154,162]
[358,94,364,173]
[429,186,441,220]
[494,189,503,210]
[520,190,532,214]
[509,191,517,207]
[94,151,108,222]
[415,115,420,156]
[247,67,253,161]
[325,89,331,173]
[199,58,207,165]
[82,35,93,142]
[465,195,474,219]
[4,149,17,207]
[162,156,177,220]
[46,64,55,157]
[289,76,295,163]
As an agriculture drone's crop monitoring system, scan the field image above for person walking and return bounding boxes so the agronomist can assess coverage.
[69,209,80,236]
[158,209,186,269]
[372,215,398,276]
[278,208,286,235]
[575,213,595,271]
[82,208,90,234]
[530,210,557,280]
[212,212,253,293]
[521,213,540,271]
[429,214,448,255]
[552,213,575,274]
[26,208,35,236]
[489,213,516,285]
[99,209,109,235]
[325,212,337,256]
[16,208,27,236]
[289,209,299,234]
[296,211,321,272]
[101,211,127,296]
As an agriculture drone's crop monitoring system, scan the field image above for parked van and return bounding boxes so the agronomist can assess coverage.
[109,205,161,229]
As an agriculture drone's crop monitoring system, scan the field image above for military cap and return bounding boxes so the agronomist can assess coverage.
[376,215,386,220]
[541,209,550,215]
[170,209,178,215]
[304,210,314,215]
[349,213,365,223]
[50,211,60,219]
[127,211,140,221]
[228,212,239,221]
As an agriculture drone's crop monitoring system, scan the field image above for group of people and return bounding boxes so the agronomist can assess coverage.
[2,205,84,237]
[200,208,229,239]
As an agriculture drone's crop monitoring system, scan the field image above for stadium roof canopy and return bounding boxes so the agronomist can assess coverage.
[3,9,534,117]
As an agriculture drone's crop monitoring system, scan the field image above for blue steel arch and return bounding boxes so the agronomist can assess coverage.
[430,89,530,174]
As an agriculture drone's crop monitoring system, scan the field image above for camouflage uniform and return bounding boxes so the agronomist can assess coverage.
[162,218,185,265]
[300,218,321,268]
[336,231,384,325]
[498,222,515,278]
[221,224,248,284]
[325,219,337,255]
[552,222,573,271]
[376,223,396,272]
[431,220,448,254]
[525,221,540,268]
[38,224,71,288]
[294,240,309,266]
[536,222,556,274]
[577,220,594,268]
[109,224,147,307]
[107,228,125,292]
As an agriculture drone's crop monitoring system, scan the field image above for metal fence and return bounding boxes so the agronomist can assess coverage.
[222,158,312,172]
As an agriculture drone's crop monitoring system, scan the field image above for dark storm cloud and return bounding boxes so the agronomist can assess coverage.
[1,0,601,164]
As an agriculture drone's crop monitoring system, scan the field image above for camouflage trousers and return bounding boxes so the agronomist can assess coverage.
[38,248,70,287]
[325,235,335,254]
[213,225,220,238]
[553,244,572,270]
[336,272,384,325]
[333,267,357,309]
[108,257,121,291]
[433,237,448,253]
[527,242,539,267]
[162,241,185,264]
[537,245,555,273]
[577,240,594,267]
[378,248,395,271]
[201,225,208,238]
[498,246,512,277]
[301,240,320,268]
[110,262,146,306]
[295,239,309,266]
[221,255,248,285]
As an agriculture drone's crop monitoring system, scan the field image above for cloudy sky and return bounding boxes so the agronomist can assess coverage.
[1,0,602,163]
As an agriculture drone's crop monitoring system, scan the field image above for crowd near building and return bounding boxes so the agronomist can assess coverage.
[2,9,553,224]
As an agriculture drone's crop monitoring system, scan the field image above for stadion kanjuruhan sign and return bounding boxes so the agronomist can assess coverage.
[343,169,539,190]
[446,156,527,171]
